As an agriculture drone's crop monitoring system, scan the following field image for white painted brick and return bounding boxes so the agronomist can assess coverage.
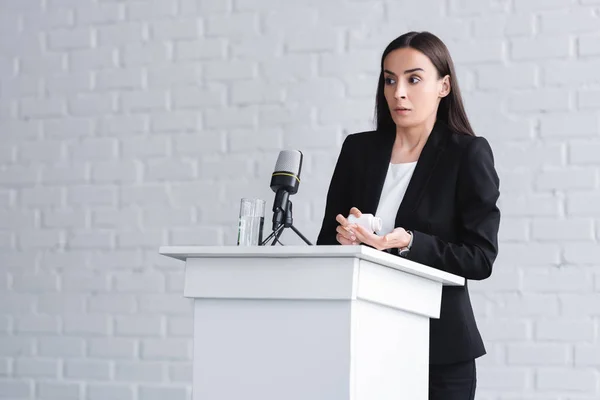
[88,294,136,314]
[17,230,62,250]
[19,53,65,75]
[167,317,193,336]
[1,76,42,98]
[64,360,111,380]
[564,243,600,264]
[569,141,600,164]
[87,384,134,400]
[20,186,63,207]
[168,363,192,382]
[19,140,64,164]
[88,338,136,359]
[0,379,31,398]
[492,294,560,317]
[121,185,170,207]
[497,170,534,193]
[566,193,600,216]
[536,168,596,191]
[262,54,314,83]
[286,78,344,105]
[524,267,594,294]
[92,161,138,183]
[15,316,59,334]
[150,19,201,40]
[144,159,195,182]
[169,226,224,246]
[174,39,226,61]
[47,28,92,50]
[69,93,116,117]
[116,230,164,249]
[97,23,145,46]
[206,13,258,37]
[113,272,164,293]
[92,208,140,230]
[228,128,281,152]
[120,91,168,112]
[15,358,59,378]
[165,273,184,293]
[287,27,342,53]
[575,345,600,366]
[89,250,143,269]
[41,165,87,185]
[478,367,530,390]
[114,316,162,337]
[66,230,112,249]
[173,132,224,155]
[38,382,80,400]
[115,362,163,382]
[0,337,34,356]
[22,9,72,30]
[151,111,199,132]
[63,315,110,335]
[0,294,35,314]
[39,251,87,270]
[95,68,144,91]
[2,120,41,140]
[69,47,116,72]
[204,60,257,81]
[68,185,117,206]
[578,89,600,109]
[536,319,595,341]
[540,8,600,34]
[514,0,573,12]
[13,274,58,293]
[37,294,86,314]
[127,0,177,20]
[142,207,194,229]
[478,319,530,341]
[540,112,598,138]
[68,138,117,161]
[121,43,169,68]
[38,337,85,357]
[507,89,569,112]
[511,36,571,60]
[531,219,594,241]
[205,108,255,129]
[560,294,600,317]
[536,369,597,392]
[476,64,536,89]
[544,60,600,86]
[97,115,148,135]
[20,97,66,119]
[448,40,505,64]
[141,339,191,360]
[139,386,188,400]
[473,15,534,38]
[147,65,202,88]
[171,85,226,109]
[43,117,93,138]
[579,34,600,56]
[74,3,122,25]
[230,35,283,61]
[508,344,569,365]
[0,210,35,229]
[501,194,561,217]
[121,136,169,158]
[45,72,92,96]
[138,294,193,315]
[62,272,109,293]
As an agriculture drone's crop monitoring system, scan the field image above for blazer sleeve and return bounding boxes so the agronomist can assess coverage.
[316,135,355,245]
[405,136,500,280]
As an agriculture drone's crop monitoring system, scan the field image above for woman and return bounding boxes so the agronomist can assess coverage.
[316,31,500,399]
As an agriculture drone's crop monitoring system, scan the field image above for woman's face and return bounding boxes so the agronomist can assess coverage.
[382,47,450,130]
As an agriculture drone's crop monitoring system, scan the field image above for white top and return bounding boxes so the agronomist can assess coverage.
[375,162,417,236]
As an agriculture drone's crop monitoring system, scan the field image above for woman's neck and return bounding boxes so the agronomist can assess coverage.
[390,117,436,163]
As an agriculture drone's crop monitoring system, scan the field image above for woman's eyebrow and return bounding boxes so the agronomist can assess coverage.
[384,68,425,76]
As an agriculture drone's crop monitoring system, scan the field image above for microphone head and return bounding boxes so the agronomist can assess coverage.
[270,150,302,194]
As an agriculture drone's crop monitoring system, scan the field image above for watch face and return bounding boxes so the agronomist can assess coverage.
[398,248,409,257]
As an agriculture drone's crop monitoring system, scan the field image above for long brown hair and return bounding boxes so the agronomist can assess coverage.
[375,31,475,136]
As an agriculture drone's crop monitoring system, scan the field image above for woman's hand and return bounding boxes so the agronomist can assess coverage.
[351,224,412,252]
[335,207,362,245]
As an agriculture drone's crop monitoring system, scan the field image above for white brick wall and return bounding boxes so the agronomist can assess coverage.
[1,0,599,399]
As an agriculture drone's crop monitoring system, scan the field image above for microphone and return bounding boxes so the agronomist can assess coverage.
[270,150,303,231]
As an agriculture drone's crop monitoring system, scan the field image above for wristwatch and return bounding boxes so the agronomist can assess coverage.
[398,230,413,257]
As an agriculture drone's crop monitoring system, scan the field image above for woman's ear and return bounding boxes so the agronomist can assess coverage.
[439,75,451,98]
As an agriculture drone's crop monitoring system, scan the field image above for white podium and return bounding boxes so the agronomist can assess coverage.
[159,245,464,400]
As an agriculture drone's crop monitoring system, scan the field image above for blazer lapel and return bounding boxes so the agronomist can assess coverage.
[361,129,394,215]
[394,120,448,224]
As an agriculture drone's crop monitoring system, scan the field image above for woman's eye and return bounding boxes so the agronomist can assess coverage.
[409,76,421,84]
[384,77,396,85]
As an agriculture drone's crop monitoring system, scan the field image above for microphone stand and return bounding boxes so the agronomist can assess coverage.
[260,200,313,246]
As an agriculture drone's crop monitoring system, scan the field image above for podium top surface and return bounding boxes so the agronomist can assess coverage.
[159,245,465,286]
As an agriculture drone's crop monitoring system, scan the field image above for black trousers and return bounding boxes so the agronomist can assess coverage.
[429,359,476,400]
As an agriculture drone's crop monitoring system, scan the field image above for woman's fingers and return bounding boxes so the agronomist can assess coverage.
[349,207,362,218]
[336,225,356,242]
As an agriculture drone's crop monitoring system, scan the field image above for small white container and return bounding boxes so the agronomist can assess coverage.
[347,213,383,233]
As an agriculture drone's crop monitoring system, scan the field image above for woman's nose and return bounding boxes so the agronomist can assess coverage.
[394,84,407,99]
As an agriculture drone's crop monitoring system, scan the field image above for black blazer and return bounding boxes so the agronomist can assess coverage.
[316,120,501,365]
